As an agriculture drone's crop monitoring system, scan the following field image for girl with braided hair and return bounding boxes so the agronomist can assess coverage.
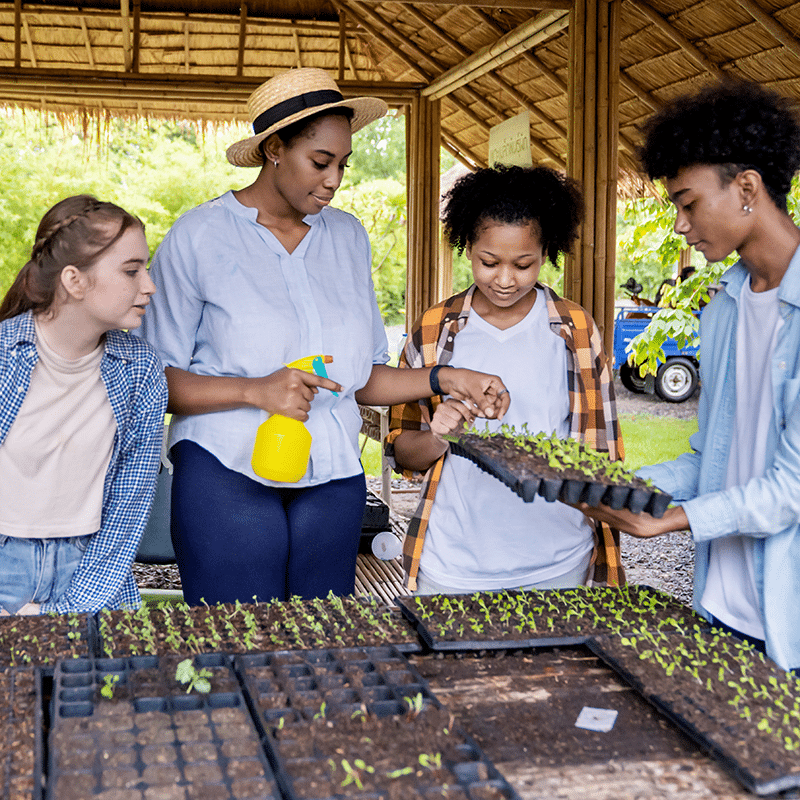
[0,195,167,615]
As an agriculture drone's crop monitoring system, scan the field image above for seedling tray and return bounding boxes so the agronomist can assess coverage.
[0,613,97,669]
[238,646,520,800]
[235,645,437,730]
[48,654,281,799]
[98,595,421,658]
[448,435,672,517]
[0,667,43,800]
[588,634,800,796]
[396,585,706,652]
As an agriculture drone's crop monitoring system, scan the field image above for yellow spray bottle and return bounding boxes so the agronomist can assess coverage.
[251,355,336,482]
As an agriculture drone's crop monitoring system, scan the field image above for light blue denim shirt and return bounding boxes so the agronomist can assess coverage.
[639,245,800,670]
[139,191,389,487]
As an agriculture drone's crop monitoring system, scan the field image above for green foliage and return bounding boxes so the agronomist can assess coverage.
[175,658,212,694]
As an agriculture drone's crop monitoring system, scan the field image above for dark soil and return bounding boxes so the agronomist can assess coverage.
[98,596,419,659]
[0,613,92,667]
[49,656,280,800]
[398,585,704,650]
[269,703,514,799]
[410,647,700,769]
[589,631,800,794]
[1,668,40,800]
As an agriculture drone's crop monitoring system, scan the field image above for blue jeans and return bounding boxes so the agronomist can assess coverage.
[170,440,367,606]
[0,534,91,614]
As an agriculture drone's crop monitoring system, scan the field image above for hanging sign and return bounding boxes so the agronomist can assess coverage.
[488,111,533,168]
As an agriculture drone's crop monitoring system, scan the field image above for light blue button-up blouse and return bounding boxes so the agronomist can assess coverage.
[139,191,389,487]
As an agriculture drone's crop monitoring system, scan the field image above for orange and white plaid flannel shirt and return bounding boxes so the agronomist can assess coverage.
[385,283,626,591]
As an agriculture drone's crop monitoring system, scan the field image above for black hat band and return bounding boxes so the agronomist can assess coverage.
[252,89,345,135]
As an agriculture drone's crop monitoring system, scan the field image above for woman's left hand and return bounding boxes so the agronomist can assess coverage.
[438,368,510,420]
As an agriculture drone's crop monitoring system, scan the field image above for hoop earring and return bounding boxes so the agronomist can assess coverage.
[743,204,752,215]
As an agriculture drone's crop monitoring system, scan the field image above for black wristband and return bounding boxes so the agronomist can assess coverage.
[429,364,448,395]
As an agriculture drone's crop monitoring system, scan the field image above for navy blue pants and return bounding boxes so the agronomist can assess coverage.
[170,440,366,606]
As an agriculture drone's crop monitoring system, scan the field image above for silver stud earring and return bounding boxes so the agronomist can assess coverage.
[743,204,752,214]
[273,159,279,168]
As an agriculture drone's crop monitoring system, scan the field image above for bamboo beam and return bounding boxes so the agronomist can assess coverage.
[292,29,303,67]
[14,0,21,69]
[120,0,132,72]
[344,0,564,165]
[344,33,359,80]
[423,10,569,100]
[132,0,141,72]
[22,16,36,69]
[628,0,725,81]
[441,130,487,169]
[567,0,620,352]
[184,22,190,74]
[338,11,346,81]
[406,94,442,322]
[619,72,662,111]
[361,0,571,6]
[80,17,96,68]
[404,3,567,142]
[237,1,247,76]
[736,0,800,60]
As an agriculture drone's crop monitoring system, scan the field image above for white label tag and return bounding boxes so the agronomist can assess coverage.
[575,706,618,733]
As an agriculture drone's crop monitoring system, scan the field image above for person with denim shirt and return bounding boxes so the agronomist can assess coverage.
[578,81,800,671]
[0,195,167,616]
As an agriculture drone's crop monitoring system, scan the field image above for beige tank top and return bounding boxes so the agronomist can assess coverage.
[0,318,117,538]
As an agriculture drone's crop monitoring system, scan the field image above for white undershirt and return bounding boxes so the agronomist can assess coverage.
[701,278,780,639]
[419,289,594,590]
[0,319,116,538]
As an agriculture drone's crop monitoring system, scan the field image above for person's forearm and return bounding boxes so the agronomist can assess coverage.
[355,364,434,407]
[165,367,254,415]
[393,430,448,473]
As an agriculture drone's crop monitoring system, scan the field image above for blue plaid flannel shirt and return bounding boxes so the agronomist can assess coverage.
[0,312,168,613]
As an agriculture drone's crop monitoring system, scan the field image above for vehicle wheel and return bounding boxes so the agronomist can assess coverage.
[619,363,648,394]
[654,358,699,403]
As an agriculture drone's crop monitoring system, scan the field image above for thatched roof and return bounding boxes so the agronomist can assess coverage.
[2,0,800,173]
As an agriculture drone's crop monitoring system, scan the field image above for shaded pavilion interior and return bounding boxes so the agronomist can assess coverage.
[3,0,800,345]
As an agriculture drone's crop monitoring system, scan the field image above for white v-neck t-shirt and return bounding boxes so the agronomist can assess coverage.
[419,289,594,591]
[701,278,781,639]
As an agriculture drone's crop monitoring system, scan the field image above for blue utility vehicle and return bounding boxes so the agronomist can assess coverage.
[613,305,700,403]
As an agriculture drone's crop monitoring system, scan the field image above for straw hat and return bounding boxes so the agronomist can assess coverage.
[226,68,388,167]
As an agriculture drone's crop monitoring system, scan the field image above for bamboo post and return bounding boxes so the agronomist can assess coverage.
[566,0,620,353]
[406,92,441,326]
[338,12,346,81]
[14,0,22,69]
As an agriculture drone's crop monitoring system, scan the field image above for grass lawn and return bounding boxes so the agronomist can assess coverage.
[359,414,699,478]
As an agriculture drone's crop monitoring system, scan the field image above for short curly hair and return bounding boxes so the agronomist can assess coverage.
[441,165,584,266]
[639,80,800,211]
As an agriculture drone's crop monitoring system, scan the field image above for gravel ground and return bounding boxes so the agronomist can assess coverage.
[135,377,699,607]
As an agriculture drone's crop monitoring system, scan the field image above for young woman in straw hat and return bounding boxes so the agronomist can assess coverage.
[140,68,509,606]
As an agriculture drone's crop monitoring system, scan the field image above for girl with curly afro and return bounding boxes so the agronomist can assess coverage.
[581,80,800,672]
[386,165,625,595]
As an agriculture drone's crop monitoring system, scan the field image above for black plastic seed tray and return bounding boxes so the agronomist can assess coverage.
[235,645,437,730]
[396,585,707,653]
[0,668,43,800]
[237,646,521,800]
[587,636,800,797]
[448,438,672,517]
[48,654,281,799]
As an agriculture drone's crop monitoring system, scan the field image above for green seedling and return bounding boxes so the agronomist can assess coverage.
[175,658,212,694]
[100,673,120,699]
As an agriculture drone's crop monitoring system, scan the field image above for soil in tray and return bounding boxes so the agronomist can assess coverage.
[1,668,40,800]
[99,594,418,658]
[50,656,279,800]
[0,613,92,667]
[589,629,800,793]
[398,585,705,648]
[411,647,699,769]
[269,703,514,799]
